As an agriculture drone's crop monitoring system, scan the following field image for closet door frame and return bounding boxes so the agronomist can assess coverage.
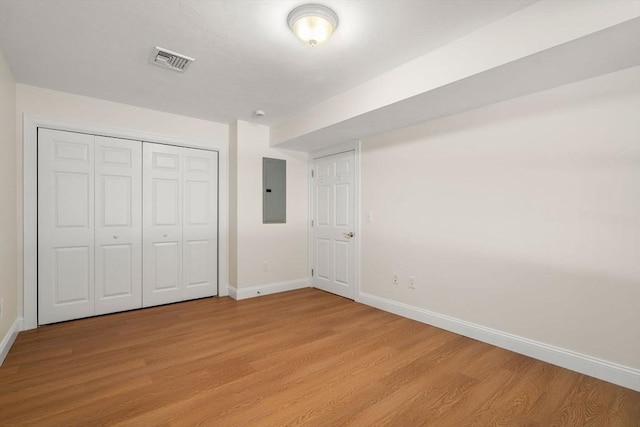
[23,114,229,330]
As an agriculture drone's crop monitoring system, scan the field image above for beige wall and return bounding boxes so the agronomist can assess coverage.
[0,51,18,341]
[15,84,229,317]
[16,84,229,144]
[360,67,640,369]
[232,120,309,287]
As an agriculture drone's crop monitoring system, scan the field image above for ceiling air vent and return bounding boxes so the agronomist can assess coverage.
[149,46,194,72]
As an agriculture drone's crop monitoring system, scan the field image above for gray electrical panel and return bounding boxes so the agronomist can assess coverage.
[263,157,286,224]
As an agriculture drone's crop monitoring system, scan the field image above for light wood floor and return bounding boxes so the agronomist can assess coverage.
[1,288,638,426]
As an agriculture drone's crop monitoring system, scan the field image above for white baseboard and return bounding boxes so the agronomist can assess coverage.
[0,317,24,366]
[218,283,229,297]
[228,279,310,300]
[358,292,640,392]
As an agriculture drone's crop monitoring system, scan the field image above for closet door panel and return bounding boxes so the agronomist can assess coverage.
[143,143,183,307]
[182,148,218,299]
[38,129,95,324]
[95,137,142,315]
[153,241,181,289]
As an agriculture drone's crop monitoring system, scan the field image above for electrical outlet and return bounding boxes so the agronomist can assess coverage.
[366,211,374,224]
[393,273,398,285]
[408,276,416,289]
[263,262,269,272]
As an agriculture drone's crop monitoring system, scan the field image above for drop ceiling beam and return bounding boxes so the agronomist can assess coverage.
[271,1,640,152]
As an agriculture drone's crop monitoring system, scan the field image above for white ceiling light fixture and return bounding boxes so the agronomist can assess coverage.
[287,4,339,47]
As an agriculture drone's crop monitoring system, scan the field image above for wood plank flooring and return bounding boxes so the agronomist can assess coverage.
[1,288,638,426]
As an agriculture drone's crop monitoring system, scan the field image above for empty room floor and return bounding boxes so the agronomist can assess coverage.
[0,288,638,426]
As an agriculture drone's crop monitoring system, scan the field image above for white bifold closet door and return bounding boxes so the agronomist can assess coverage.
[94,136,142,315]
[142,143,218,307]
[38,129,142,325]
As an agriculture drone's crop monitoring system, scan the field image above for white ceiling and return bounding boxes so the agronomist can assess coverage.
[0,0,535,126]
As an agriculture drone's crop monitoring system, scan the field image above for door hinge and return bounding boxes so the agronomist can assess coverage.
[311,219,314,227]
[311,269,314,276]
[311,170,314,178]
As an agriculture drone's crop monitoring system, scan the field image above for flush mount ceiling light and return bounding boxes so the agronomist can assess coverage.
[287,4,339,47]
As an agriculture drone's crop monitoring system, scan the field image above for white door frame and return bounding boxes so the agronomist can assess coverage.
[309,140,361,301]
[23,114,229,330]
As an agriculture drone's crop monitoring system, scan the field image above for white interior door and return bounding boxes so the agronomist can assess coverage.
[312,150,356,299]
[143,143,183,307]
[182,148,218,300]
[38,129,95,324]
[94,136,142,315]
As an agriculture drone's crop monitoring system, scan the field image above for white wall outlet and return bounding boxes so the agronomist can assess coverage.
[393,273,398,285]
[263,261,269,272]
[366,211,374,224]
[408,276,416,289]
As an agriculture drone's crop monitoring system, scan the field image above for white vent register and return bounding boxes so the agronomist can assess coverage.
[149,46,194,72]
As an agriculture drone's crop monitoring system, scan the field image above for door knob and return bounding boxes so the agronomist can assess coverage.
[113,235,119,239]
[163,233,168,238]
[344,232,355,238]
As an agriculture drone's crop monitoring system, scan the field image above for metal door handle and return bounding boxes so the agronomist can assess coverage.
[113,235,119,239]
[163,233,168,238]
[344,232,355,238]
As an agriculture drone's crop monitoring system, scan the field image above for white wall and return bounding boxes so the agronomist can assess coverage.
[0,51,18,343]
[361,67,640,369]
[15,84,229,318]
[231,120,309,288]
